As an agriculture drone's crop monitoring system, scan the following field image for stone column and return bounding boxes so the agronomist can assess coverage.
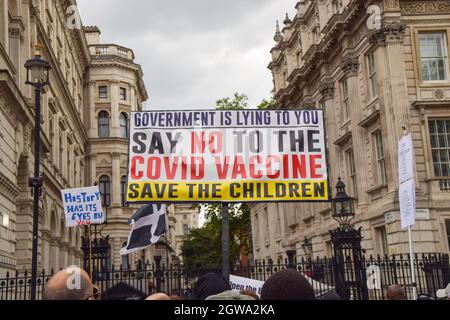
[370,21,408,191]
[112,152,121,207]
[110,80,120,137]
[341,56,369,204]
[0,0,8,53]
[89,154,97,185]
[130,85,137,111]
[319,78,339,186]
[89,81,97,138]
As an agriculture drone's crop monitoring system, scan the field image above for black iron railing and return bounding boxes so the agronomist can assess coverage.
[1,253,448,300]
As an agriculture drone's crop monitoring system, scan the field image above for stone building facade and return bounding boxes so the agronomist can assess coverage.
[251,0,450,264]
[0,0,197,276]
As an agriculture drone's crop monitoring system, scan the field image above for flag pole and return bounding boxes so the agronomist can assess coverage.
[89,224,93,277]
[222,203,230,281]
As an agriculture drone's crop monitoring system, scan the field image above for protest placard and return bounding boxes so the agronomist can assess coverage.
[229,275,264,297]
[127,110,329,203]
[61,186,105,227]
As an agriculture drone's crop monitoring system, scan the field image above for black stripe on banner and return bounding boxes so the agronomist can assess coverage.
[153,214,166,237]
[127,224,153,250]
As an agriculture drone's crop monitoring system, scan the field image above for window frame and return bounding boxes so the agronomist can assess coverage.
[373,130,387,185]
[367,51,378,99]
[120,87,127,101]
[418,31,449,83]
[98,111,110,138]
[341,78,350,122]
[99,175,111,208]
[428,119,450,177]
[119,112,128,139]
[121,175,129,207]
[98,85,108,99]
[346,149,358,198]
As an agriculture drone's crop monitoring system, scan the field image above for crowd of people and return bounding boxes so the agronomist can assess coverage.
[42,266,450,301]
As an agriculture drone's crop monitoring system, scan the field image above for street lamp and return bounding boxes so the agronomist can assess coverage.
[301,236,313,259]
[331,178,355,231]
[25,44,51,301]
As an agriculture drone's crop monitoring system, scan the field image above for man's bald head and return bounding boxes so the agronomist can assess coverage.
[43,266,94,300]
[387,285,406,300]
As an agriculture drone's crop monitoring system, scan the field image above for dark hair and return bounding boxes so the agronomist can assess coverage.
[321,291,342,300]
[192,273,231,300]
[261,269,315,300]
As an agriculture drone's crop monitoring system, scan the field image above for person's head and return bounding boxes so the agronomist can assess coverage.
[386,285,407,300]
[43,266,94,300]
[170,295,183,300]
[192,273,231,300]
[261,269,315,300]
[146,293,171,300]
[321,291,342,300]
[240,290,260,300]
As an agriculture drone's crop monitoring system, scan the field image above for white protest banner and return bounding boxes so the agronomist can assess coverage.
[127,110,329,203]
[399,175,416,229]
[229,275,264,297]
[398,134,414,184]
[61,186,105,227]
[398,133,416,229]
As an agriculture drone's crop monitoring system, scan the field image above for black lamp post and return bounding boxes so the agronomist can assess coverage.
[331,178,355,230]
[301,236,313,259]
[330,178,368,300]
[25,44,51,301]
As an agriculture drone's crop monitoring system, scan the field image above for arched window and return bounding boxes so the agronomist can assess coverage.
[98,111,110,138]
[121,175,128,207]
[120,112,128,139]
[99,175,111,207]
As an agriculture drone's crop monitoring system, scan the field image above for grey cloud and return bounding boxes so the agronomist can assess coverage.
[77,0,295,109]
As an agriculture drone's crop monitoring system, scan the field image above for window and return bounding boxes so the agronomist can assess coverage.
[99,175,111,207]
[120,113,128,139]
[183,224,189,236]
[121,242,129,269]
[429,120,450,177]
[341,79,350,121]
[99,86,108,99]
[446,220,450,250]
[120,87,127,100]
[98,111,110,138]
[121,176,128,207]
[376,226,389,256]
[367,51,377,98]
[1,213,9,228]
[374,130,387,185]
[346,149,358,197]
[59,135,64,171]
[419,32,448,81]
[183,214,188,220]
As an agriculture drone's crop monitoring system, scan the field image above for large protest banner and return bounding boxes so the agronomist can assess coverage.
[61,186,105,227]
[127,110,329,203]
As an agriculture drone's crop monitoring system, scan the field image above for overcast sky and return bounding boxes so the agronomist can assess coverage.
[77,0,295,110]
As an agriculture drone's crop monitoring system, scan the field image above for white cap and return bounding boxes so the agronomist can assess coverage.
[436,289,447,299]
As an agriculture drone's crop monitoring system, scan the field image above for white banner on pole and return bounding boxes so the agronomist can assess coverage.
[399,179,416,230]
[398,134,416,229]
[61,186,105,227]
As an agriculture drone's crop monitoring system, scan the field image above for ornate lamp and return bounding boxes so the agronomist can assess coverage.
[25,44,51,87]
[331,178,355,230]
[301,236,313,258]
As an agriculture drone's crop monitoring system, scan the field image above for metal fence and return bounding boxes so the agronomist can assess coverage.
[1,253,449,300]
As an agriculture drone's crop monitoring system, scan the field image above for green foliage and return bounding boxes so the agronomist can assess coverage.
[257,98,276,110]
[216,92,249,110]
